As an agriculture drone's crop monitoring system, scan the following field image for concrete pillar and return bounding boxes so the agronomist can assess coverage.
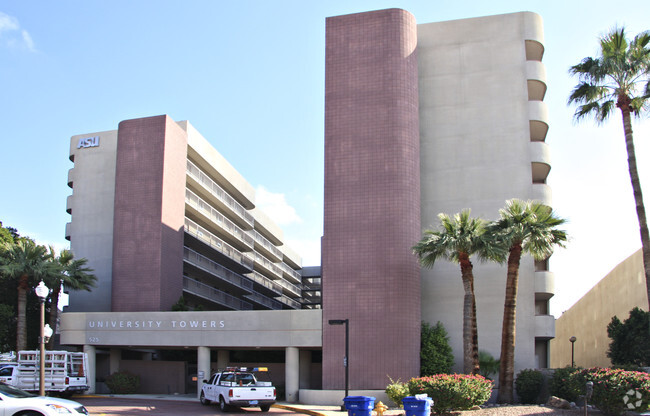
[299,350,312,389]
[217,349,229,370]
[83,345,96,394]
[109,349,120,375]
[285,347,299,403]
[197,347,210,399]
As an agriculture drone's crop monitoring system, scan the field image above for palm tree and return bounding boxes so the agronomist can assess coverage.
[568,27,650,309]
[490,200,567,403]
[45,248,96,348]
[413,210,505,374]
[0,240,56,351]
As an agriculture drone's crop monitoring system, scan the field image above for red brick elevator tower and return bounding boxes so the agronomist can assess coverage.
[322,9,422,390]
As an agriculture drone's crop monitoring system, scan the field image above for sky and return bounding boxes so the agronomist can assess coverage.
[1,1,649,318]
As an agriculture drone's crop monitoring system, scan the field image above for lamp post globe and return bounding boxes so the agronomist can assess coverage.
[35,280,49,396]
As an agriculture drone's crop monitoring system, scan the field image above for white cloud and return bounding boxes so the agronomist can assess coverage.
[255,186,302,226]
[0,12,36,51]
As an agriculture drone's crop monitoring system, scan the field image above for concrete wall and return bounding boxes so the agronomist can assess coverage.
[119,360,186,394]
[322,8,422,390]
[67,129,118,312]
[551,249,648,368]
[417,12,547,372]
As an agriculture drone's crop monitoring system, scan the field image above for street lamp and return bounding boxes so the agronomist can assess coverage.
[35,281,49,396]
[569,336,577,368]
[328,319,349,411]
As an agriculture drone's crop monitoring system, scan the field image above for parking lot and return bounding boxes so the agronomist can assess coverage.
[76,397,309,416]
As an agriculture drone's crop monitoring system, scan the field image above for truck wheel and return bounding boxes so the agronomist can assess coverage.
[260,405,271,412]
[219,396,231,412]
[200,391,210,405]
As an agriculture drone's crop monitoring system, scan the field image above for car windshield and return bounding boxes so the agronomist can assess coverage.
[0,382,36,398]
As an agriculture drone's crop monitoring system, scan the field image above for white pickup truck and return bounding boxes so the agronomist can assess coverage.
[200,367,276,412]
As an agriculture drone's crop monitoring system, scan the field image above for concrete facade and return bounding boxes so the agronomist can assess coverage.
[550,249,648,368]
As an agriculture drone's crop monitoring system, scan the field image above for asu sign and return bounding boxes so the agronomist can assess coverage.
[77,136,100,149]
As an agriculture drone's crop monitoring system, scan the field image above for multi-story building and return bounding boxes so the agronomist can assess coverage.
[322,9,554,390]
[66,115,305,314]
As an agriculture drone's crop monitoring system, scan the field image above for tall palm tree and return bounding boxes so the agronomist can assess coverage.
[490,200,567,403]
[45,248,96,348]
[413,210,505,374]
[0,240,56,351]
[568,27,650,309]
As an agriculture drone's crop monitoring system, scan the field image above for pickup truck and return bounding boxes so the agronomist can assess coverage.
[200,367,276,412]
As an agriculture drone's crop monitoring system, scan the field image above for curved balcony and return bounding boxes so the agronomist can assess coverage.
[523,12,544,60]
[530,141,551,183]
[535,271,555,300]
[525,40,544,61]
[67,168,75,189]
[65,222,71,241]
[526,61,547,101]
[531,183,552,206]
[66,195,73,214]
[529,101,549,142]
[534,314,555,340]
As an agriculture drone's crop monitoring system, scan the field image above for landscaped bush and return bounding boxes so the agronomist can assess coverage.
[385,377,410,408]
[105,370,140,394]
[408,374,492,414]
[515,369,543,404]
[568,367,650,415]
[549,366,581,402]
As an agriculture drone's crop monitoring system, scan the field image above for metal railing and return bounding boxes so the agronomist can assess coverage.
[182,276,253,310]
[184,217,254,270]
[246,271,283,295]
[254,252,283,279]
[253,230,283,260]
[276,295,301,309]
[244,293,283,310]
[278,262,302,283]
[183,247,254,292]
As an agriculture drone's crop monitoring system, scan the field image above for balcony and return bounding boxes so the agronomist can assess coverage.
[525,39,544,61]
[528,101,549,142]
[183,276,253,310]
[186,160,254,229]
[274,277,302,298]
[184,217,254,271]
[526,61,547,101]
[247,271,283,296]
[183,246,254,293]
[65,222,71,241]
[254,252,283,280]
[534,314,555,340]
[67,168,74,188]
[276,295,301,309]
[535,271,555,300]
[278,262,302,284]
[531,183,552,206]
[253,230,283,263]
[243,292,283,310]
[185,189,254,251]
[66,195,73,214]
[530,141,551,183]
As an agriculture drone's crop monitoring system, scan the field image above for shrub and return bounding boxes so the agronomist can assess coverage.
[105,370,140,394]
[421,321,454,376]
[385,377,410,408]
[568,367,650,416]
[515,369,543,404]
[549,366,581,402]
[408,374,493,414]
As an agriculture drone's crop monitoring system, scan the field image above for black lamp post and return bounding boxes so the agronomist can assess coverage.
[35,281,49,396]
[569,336,577,368]
[328,319,349,411]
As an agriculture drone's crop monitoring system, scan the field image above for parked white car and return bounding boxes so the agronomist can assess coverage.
[0,382,89,416]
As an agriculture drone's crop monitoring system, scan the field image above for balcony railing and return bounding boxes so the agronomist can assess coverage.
[247,271,283,295]
[183,247,253,292]
[276,295,301,309]
[183,276,253,310]
[253,230,283,262]
[184,217,254,270]
[186,189,254,250]
[254,252,283,280]
[187,160,254,228]
[244,293,283,310]
[274,277,302,298]
[278,262,301,284]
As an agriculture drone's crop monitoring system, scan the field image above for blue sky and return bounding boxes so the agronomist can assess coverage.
[1,1,649,316]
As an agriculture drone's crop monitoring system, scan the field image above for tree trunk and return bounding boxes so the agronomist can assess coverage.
[47,284,60,349]
[460,253,480,374]
[497,243,522,404]
[16,274,28,351]
[619,100,650,310]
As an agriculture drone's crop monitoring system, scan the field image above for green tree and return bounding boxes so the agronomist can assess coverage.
[0,239,56,351]
[568,27,650,310]
[607,307,650,366]
[489,200,567,403]
[420,321,454,376]
[414,210,505,374]
[45,248,96,348]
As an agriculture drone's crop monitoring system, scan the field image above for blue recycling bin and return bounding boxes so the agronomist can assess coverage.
[402,395,433,416]
[343,396,376,416]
